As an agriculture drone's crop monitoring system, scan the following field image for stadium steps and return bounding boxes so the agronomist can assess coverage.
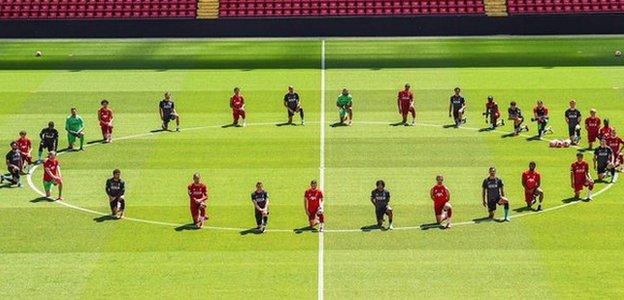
[484,0,508,16]
[197,0,219,18]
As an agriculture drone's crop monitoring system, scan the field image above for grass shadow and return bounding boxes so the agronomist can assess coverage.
[93,215,118,223]
[513,206,533,213]
[360,224,382,232]
[478,127,494,132]
[501,132,517,138]
[419,222,442,230]
[240,228,263,235]
[87,139,105,145]
[30,196,53,203]
[275,122,297,127]
[526,135,542,141]
[221,124,242,128]
[442,124,457,129]
[293,226,317,234]
[562,196,581,203]
[472,216,493,224]
[389,122,406,127]
[174,223,200,231]
[329,122,348,128]
[150,129,168,133]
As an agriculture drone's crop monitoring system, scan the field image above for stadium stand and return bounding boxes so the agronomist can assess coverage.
[507,0,624,14]
[0,0,197,19]
[218,0,486,17]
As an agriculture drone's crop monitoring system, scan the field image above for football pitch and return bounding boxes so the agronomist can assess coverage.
[1,36,624,299]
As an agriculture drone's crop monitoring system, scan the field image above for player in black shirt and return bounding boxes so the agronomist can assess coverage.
[593,139,615,182]
[481,167,509,221]
[448,87,466,128]
[251,181,269,232]
[370,180,393,230]
[532,100,552,138]
[284,86,305,126]
[105,169,126,219]
[159,92,180,132]
[508,101,529,136]
[1,142,22,187]
[37,121,58,163]
[564,100,582,145]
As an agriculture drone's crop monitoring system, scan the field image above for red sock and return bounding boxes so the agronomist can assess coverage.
[447,208,453,218]
[318,214,324,223]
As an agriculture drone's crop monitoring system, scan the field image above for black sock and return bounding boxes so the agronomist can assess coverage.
[299,109,304,119]
[611,168,616,178]
[504,203,509,210]
[119,199,125,210]
[262,216,268,225]
[109,200,118,214]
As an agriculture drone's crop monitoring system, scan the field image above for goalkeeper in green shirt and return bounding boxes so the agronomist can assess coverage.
[65,107,85,151]
[336,88,353,126]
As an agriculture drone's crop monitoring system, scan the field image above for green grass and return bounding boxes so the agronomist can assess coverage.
[1,37,624,299]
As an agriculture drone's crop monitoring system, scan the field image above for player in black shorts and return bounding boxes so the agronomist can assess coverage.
[370,179,393,230]
[1,142,22,187]
[482,167,510,221]
[251,181,269,232]
[448,87,466,128]
[508,101,529,136]
[284,86,305,126]
[37,121,58,163]
[532,100,552,138]
[105,169,126,219]
[564,100,582,145]
[593,139,615,183]
[159,92,180,132]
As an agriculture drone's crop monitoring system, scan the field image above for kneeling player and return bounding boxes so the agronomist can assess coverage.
[532,100,552,138]
[564,100,582,145]
[284,86,305,125]
[188,173,208,228]
[584,109,601,150]
[522,161,544,211]
[571,152,594,200]
[594,139,616,183]
[251,181,269,232]
[65,108,85,151]
[16,130,32,172]
[448,87,466,128]
[336,88,353,126]
[98,99,114,143]
[230,87,246,127]
[1,142,22,187]
[482,167,510,221]
[37,121,58,163]
[397,83,415,126]
[430,175,452,228]
[304,180,325,232]
[43,151,63,200]
[159,92,180,131]
[508,101,528,135]
[370,180,393,230]
[606,129,623,171]
[105,169,126,219]
[483,96,504,129]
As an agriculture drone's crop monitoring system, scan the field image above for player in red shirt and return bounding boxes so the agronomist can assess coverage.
[43,151,63,200]
[522,161,544,211]
[605,129,624,170]
[584,108,601,150]
[598,118,614,142]
[98,99,114,143]
[188,173,208,229]
[230,87,246,127]
[304,179,325,232]
[483,96,504,129]
[430,175,452,228]
[397,83,415,126]
[570,152,594,200]
[16,130,32,171]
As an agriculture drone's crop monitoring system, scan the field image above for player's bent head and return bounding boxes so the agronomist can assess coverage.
[488,166,496,175]
[164,91,171,98]
[112,169,121,176]
[487,95,493,101]
[48,121,55,128]
[10,141,17,148]
[310,179,318,188]
[234,87,240,93]
[576,152,584,159]
[48,151,56,158]
[101,99,109,106]
[590,108,597,115]
[70,107,77,114]
[529,161,536,169]
[192,172,201,181]
[288,85,294,91]
[405,83,410,88]
[454,87,460,93]
[604,118,610,125]
[376,179,385,189]
[510,101,517,107]
[19,130,26,136]
[256,181,263,189]
[569,99,576,107]
[342,88,349,95]
[436,175,444,183]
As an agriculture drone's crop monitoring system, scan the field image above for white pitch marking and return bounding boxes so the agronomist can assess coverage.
[317,39,326,300]
[24,120,616,233]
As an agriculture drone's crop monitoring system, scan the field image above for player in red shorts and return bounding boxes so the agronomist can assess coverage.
[430,175,452,228]
[187,173,208,229]
[16,130,32,173]
[584,108,601,150]
[483,96,504,130]
[98,99,114,143]
[230,87,246,127]
[571,152,594,200]
[397,83,415,126]
[598,118,614,142]
[304,179,325,232]
[605,129,623,171]
[522,161,544,211]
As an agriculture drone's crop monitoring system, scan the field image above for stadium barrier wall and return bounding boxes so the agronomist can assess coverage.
[1,14,624,38]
